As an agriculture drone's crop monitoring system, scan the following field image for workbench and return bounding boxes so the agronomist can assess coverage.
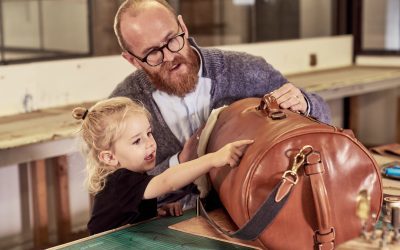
[48,209,257,250]
[287,65,400,139]
[288,66,400,100]
[1,65,400,249]
[0,102,94,248]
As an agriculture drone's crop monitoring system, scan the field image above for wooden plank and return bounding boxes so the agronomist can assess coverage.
[0,111,78,149]
[91,0,121,55]
[31,159,49,249]
[18,163,32,240]
[348,96,359,136]
[0,102,94,150]
[397,97,400,143]
[169,208,262,249]
[53,155,71,244]
[288,66,400,92]
[287,66,400,100]
[0,138,77,167]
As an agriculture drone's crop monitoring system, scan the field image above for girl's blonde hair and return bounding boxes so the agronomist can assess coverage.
[72,97,151,195]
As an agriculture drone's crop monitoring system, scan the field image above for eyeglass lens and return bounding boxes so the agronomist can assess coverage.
[146,34,184,66]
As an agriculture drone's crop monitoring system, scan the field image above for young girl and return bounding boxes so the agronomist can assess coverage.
[72,97,252,235]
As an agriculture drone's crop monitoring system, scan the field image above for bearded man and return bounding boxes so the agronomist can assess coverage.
[110,0,331,209]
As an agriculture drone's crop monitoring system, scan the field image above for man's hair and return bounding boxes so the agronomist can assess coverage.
[114,0,177,52]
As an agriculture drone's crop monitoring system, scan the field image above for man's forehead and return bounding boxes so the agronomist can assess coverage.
[121,3,177,47]
[122,2,176,29]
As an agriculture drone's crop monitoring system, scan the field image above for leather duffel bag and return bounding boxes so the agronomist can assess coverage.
[203,95,383,249]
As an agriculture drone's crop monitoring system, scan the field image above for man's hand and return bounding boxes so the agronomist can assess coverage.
[270,83,308,113]
[157,202,183,217]
[178,126,204,163]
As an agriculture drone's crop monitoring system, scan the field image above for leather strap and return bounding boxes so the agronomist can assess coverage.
[199,149,335,248]
[305,152,335,250]
[198,181,291,240]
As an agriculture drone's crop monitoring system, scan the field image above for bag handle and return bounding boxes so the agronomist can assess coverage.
[199,147,335,249]
[304,152,335,249]
[257,94,287,120]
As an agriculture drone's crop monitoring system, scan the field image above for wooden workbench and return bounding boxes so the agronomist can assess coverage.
[0,102,94,248]
[287,65,400,100]
[1,65,400,248]
[48,209,257,250]
[287,65,400,137]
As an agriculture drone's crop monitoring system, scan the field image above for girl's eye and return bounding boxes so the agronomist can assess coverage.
[132,138,141,145]
[147,131,153,137]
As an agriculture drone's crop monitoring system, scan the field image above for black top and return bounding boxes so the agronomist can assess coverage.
[87,168,157,235]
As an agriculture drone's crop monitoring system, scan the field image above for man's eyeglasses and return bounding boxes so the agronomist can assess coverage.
[126,31,186,67]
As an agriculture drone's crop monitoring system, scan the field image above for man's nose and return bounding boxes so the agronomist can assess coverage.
[162,47,175,62]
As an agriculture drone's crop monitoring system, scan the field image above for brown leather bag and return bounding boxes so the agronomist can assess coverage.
[204,95,383,249]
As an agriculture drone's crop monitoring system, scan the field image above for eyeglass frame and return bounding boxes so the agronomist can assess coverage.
[125,23,186,67]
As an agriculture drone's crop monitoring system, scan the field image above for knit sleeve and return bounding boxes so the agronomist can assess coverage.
[207,49,331,123]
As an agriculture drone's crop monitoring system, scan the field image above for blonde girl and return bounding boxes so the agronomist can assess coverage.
[72,97,252,235]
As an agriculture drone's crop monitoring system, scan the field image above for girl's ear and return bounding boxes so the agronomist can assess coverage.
[98,151,119,167]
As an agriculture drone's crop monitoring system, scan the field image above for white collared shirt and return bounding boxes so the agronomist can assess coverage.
[152,48,211,167]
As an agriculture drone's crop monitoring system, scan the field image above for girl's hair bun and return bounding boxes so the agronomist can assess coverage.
[72,107,88,120]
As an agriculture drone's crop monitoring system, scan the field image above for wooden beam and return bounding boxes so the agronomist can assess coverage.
[18,163,31,240]
[348,96,359,137]
[90,0,121,56]
[31,159,49,249]
[397,97,400,143]
[53,155,71,244]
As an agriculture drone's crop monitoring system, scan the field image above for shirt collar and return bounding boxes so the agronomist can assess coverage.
[191,45,203,77]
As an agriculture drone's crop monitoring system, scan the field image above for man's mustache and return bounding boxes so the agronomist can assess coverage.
[161,56,186,71]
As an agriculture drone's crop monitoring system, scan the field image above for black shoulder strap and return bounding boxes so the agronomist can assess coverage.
[198,180,292,241]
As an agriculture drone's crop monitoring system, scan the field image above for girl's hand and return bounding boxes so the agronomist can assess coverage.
[157,202,183,217]
[210,139,253,168]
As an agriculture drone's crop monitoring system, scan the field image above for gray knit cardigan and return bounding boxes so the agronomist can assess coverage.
[110,38,331,184]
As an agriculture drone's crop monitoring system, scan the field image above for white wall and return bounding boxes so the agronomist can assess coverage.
[0,56,133,116]
[219,35,352,75]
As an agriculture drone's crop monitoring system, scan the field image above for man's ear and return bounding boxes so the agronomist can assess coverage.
[98,150,119,167]
[177,15,189,38]
[122,51,143,70]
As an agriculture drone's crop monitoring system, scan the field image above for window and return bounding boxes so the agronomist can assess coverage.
[355,0,400,55]
[0,0,91,64]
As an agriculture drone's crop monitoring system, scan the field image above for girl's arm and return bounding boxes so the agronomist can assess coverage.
[143,139,253,199]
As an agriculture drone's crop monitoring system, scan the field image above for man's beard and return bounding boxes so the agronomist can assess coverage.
[144,48,199,97]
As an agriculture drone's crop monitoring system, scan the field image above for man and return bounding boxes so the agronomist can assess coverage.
[111,0,331,209]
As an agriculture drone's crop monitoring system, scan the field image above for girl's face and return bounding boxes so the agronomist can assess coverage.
[112,113,157,173]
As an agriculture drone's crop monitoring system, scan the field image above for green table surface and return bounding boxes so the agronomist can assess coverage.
[54,209,254,250]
